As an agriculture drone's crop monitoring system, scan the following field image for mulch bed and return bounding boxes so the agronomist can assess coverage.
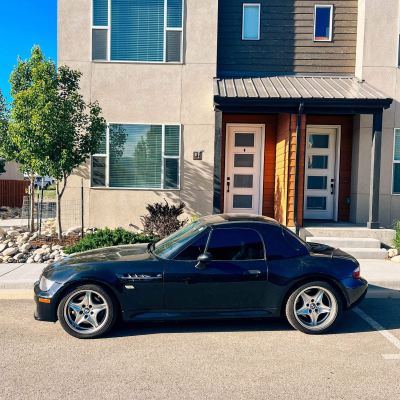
[30,235,81,248]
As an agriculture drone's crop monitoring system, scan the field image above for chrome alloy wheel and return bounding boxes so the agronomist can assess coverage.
[64,290,109,334]
[294,286,338,331]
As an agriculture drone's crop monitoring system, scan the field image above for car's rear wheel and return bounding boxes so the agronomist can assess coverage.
[57,284,117,339]
[285,281,342,334]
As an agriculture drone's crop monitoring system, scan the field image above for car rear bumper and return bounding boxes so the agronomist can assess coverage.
[34,280,61,322]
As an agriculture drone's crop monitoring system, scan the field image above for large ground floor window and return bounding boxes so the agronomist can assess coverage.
[91,124,181,190]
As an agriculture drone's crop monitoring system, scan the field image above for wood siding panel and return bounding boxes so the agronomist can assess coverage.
[287,114,306,227]
[218,0,357,75]
[274,114,290,225]
[0,180,29,208]
[221,114,277,218]
[307,115,353,222]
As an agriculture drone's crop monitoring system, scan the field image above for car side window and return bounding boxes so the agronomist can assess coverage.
[256,224,309,260]
[207,229,264,261]
[174,232,210,261]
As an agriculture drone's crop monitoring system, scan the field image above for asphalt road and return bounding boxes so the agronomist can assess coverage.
[1,289,400,400]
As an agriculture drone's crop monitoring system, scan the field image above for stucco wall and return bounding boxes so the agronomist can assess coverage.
[351,0,400,227]
[58,0,218,230]
[0,161,24,181]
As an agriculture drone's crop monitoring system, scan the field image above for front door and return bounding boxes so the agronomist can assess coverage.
[304,126,338,220]
[224,125,264,214]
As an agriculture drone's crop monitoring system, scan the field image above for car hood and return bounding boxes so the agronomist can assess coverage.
[308,242,357,261]
[42,243,160,282]
[43,243,153,270]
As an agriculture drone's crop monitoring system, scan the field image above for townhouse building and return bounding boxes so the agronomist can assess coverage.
[59,1,398,245]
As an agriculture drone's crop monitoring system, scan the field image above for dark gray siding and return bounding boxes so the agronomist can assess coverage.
[217,0,358,76]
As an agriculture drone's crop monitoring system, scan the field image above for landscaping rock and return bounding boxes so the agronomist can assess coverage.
[391,255,400,263]
[13,253,25,261]
[389,249,399,258]
[34,248,47,255]
[7,230,20,237]
[0,228,6,237]
[26,257,35,264]
[20,243,31,252]
[3,247,18,257]
[34,253,43,263]
[0,243,7,252]
[50,251,59,259]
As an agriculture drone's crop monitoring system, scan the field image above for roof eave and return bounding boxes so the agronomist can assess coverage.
[214,96,393,115]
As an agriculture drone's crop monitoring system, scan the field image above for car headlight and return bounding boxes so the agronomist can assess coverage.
[39,276,55,292]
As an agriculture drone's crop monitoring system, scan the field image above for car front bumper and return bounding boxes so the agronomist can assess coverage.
[339,277,368,309]
[34,280,63,322]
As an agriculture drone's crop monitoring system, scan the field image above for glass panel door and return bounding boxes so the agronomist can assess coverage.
[304,127,338,220]
[224,126,264,214]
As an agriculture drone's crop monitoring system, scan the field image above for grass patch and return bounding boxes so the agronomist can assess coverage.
[64,227,157,254]
[34,190,56,199]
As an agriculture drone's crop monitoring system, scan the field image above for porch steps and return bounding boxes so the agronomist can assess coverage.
[305,236,388,260]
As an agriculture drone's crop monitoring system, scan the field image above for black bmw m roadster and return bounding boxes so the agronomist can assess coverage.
[34,214,367,338]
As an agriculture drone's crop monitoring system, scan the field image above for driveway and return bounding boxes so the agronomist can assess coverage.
[1,289,400,399]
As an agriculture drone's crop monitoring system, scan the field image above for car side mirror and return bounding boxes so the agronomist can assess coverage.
[195,252,212,269]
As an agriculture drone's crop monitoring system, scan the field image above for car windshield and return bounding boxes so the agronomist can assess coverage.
[153,221,208,259]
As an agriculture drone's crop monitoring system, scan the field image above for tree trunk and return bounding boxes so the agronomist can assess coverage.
[30,174,35,233]
[56,182,62,239]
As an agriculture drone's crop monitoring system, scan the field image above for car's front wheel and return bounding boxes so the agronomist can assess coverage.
[57,284,118,339]
[285,281,342,334]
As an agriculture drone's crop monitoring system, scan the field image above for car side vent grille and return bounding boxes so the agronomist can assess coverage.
[116,273,162,282]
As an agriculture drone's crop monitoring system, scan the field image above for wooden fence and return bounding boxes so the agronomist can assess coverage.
[0,180,30,208]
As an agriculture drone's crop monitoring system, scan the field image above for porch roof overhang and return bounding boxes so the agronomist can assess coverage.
[213,76,393,115]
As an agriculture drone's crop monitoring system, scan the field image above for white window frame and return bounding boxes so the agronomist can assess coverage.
[91,0,184,64]
[313,4,333,42]
[242,3,261,41]
[392,128,400,194]
[91,123,181,190]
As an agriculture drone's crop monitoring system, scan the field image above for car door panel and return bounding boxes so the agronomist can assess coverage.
[164,227,268,310]
[164,259,267,309]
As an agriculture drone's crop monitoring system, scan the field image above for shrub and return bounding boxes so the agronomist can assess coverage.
[64,227,156,254]
[140,199,189,239]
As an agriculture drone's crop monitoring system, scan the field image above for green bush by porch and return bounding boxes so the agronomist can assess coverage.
[64,227,156,254]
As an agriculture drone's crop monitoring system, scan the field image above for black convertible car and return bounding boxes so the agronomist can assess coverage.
[34,214,367,339]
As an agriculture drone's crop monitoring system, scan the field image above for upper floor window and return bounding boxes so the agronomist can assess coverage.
[92,0,183,63]
[314,4,333,41]
[91,124,181,190]
[393,129,400,194]
[242,4,261,40]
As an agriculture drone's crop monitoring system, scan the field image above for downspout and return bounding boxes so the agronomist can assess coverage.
[293,103,304,236]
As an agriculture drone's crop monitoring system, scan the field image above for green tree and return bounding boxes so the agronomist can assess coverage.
[0,91,8,175]
[0,160,5,174]
[0,46,107,237]
[44,63,107,237]
[0,49,53,231]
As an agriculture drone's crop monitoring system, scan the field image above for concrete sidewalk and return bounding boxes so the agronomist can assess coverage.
[1,259,400,291]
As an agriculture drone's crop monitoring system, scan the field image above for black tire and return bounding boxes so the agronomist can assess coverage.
[285,281,342,335]
[57,284,118,339]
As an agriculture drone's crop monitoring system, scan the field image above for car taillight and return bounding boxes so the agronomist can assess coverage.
[353,266,361,279]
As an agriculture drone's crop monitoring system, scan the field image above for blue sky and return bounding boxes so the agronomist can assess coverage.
[0,0,57,101]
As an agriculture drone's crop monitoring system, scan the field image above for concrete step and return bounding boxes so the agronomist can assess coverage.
[300,227,395,246]
[339,248,389,260]
[306,236,381,249]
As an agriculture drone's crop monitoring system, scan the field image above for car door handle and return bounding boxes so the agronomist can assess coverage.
[245,270,261,276]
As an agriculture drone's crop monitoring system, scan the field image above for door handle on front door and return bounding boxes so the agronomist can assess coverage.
[331,179,335,195]
[227,177,230,193]
[244,270,261,276]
